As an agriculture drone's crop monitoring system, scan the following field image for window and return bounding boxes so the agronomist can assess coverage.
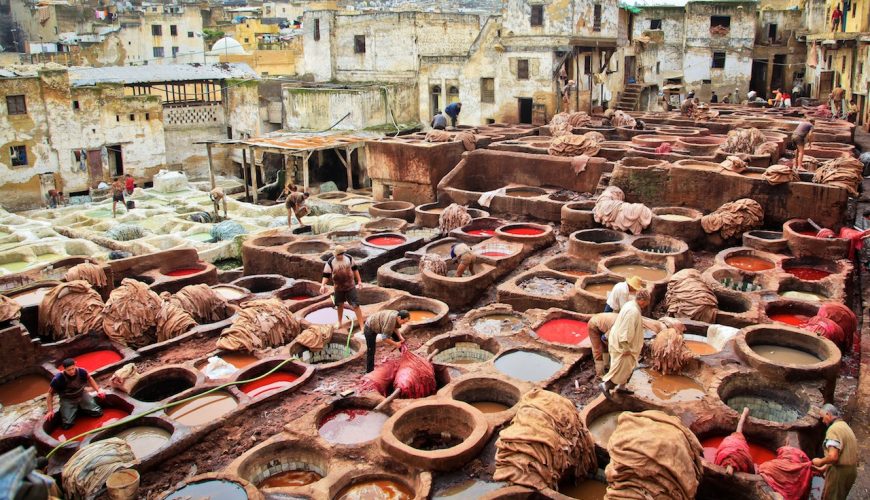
[859,62,864,76]
[702,79,712,84]
[842,57,846,72]
[314,19,320,41]
[116,115,120,122]
[145,113,150,120]
[517,59,530,80]
[172,46,179,57]
[6,95,26,115]
[151,24,162,36]
[153,47,164,58]
[656,61,660,74]
[10,145,27,167]
[481,78,495,103]
[531,5,544,27]
[593,5,602,31]
[188,31,194,38]
[72,100,80,110]
[650,19,662,30]
[584,55,592,74]
[768,23,777,40]
[712,51,726,69]
[354,35,365,53]
[170,25,177,36]
[244,38,249,43]
[710,16,730,29]
[129,114,135,121]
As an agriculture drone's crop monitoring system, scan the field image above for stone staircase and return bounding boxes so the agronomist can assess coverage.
[616,83,644,111]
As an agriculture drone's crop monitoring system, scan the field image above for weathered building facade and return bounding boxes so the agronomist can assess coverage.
[750,0,806,96]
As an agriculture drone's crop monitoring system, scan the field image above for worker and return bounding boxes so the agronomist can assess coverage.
[812,404,857,500]
[111,177,125,218]
[604,275,645,313]
[431,110,448,130]
[320,245,365,329]
[771,89,783,108]
[710,91,718,104]
[830,86,846,118]
[449,242,477,277]
[363,309,411,373]
[587,312,664,377]
[285,186,310,226]
[831,4,842,32]
[444,101,462,128]
[600,289,651,399]
[46,358,104,430]
[847,99,858,123]
[124,173,135,195]
[792,120,813,170]
[680,97,697,117]
[46,189,62,209]
[746,90,758,104]
[687,90,695,99]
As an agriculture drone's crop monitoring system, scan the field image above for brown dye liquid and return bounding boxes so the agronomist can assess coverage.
[685,340,718,355]
[408,310,437,323]
[560,480,608,499]
[507,188,544,197]
[608,264,668,281]
[427,207,445,214]
[494,350,562,382]
[114,426,171,459]
[588,411,624,446]
[166,391,237,426]
[639,369,706,402]
[0,374,49,406]
[434,479,504,498]
[584,282,615,297]
[11,287,52,308]
[259,470,323,488]
[469,401,510,413]
[336,479,414,500]
[218,352,259,368]
[561,269,590,277]
[751,344,821,365]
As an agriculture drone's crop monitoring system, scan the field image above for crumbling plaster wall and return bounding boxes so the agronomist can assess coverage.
[116,9,206,66]
[630,8,685,89]
[283,83,417,130]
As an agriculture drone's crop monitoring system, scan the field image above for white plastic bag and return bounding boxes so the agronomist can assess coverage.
[201,356,238,379]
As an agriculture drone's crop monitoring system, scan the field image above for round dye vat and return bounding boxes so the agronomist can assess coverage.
[701,436,776,467]
[472,314,525,336]
[560,480,608,499]
[426,207,446,214]
[588,411,624,446]
[519,277,573,296]
[768,313,810,327]
[164,480,247,500]
[0,374,50,406]
[212,286,247,300]
[407,310,436,323]
[494,351,562,382]
[584,282,615,297]
[164,268,202,277]
[751,344,821,365]
[240,372,300,398]
[561,269,590,277]
[133,378,194,402]
[50,408,129,442]
[780,290,825,302]
[72,350,123,372]
[785,267,831,281]
[685,340,718,356]
[318,408,388,445]
[11,287,53,308]
[724,256,775,272]
[166,391,238,426]
[259,470,323,488]
[658,214,693,222]
[434,479,505,499]
[469,401,510,414]
[304,307,355,325]
[219,353,259,369]
[608,264,668,281]
[336,479,414,500]
[395,265,419,275]
[114,426,171,459]
[502,226,545,236]
[466,229,496,236]
[536,318,589,345]
[285,295,313,301]
[367,236,406,247]
[637,369,705,402]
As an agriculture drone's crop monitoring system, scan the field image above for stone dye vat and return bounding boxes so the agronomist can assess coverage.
[166,391,238,426]
[493,349,563,382]
[428,333,499,366]
[535,318,589,345]
[131,368,198,403]
[442,377,522,419]
[318,408,388,445]
[631,369,706,403]
[111,424,172,460]
[0,373,51,406]
[334,477,415,500]
[471,312,526,336]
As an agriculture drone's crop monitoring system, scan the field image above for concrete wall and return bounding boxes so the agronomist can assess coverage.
[630,8,686,90]
[283,83,417,130]
[116,8,206,65]
[218,38,304,76]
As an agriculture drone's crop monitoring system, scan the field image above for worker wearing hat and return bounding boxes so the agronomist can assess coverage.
[320,245,365,329]
[604,275,645,313]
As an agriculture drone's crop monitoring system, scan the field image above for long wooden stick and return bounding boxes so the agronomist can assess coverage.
[373,388,400,411]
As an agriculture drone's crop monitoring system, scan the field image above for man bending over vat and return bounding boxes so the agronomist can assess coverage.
[363,309,410,373]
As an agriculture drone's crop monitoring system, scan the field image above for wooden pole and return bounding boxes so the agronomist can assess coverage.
[249,146,258,203]
[241,147,250,201]
[302,151,311,191]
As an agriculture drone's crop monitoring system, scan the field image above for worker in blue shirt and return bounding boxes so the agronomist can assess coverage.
[444,102,462,128]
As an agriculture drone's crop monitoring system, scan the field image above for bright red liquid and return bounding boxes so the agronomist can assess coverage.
[536,319,589,345]
[466,229,496,236]
[701,436,777,466]
[481,251,509,257]
[285,295,312,301]
[367,236,406,246]
[240,372,299,398]
[769,313,810,326]
[785,267,831,281]
[165,268,202,277]
[503,227,544,236]
[49,407,129,442]
[72,350,123,372]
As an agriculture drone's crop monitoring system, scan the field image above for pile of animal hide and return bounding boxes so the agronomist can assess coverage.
[611,110,637,128]
[165,284,232,323]
[61,438,135,500]
[453,131,478,151]
[38,281,104,341]
[295,324,335,351]
[155,300,197,342]
[719,156,748,173]
[64,263,107,289]
[425,130,452,142]
[700,198,764,240]
[419,254,448,276]
[0,294,21,324]
[439,203,472,234]
[211,220,247,241]
[102,279,163,348]
[812,156,864,195]
[358,346,436,399]
[216,298,300,351]
[665,269,717,323]
[763,164,800,185]
[105,224,146,242]
[720,128,767,155]
[649,321,691,375]
[548,133,601,157]
[757,447,813,500]
[592,186,653,235]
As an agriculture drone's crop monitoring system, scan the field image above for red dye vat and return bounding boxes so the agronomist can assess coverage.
[769,314,811,327]
[285,295,312,301]
[701,436,777,466]
[50,407,129,442]
[503,226,545,236]
[164,268,202,277]
[240,372,299,399]
[466,229,496,236]
[785,267,831,281]
[536,319,589,345]
[72,350,123,372]
[481,251,509,257]
[724,256,774,272]
[367,236,406,246]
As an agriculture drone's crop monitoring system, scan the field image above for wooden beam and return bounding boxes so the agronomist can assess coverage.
[249,146,258,203]
[241,147,250,201]
[302,151,311,191]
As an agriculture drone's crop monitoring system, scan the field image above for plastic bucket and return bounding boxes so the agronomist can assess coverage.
[106,468,140,500]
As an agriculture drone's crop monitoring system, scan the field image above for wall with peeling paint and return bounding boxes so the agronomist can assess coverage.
[283,83,417,130]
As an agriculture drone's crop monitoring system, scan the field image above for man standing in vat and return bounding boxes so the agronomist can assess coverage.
[45,358,105,429]
[363,309,411,373]
[599,289,651,399]
[604,275,645,313]
[812,404,857,500]
[320,245,365,329]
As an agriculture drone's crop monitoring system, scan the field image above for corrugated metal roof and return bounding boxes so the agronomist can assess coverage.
[68,63,258,86]
[622,0,756,7]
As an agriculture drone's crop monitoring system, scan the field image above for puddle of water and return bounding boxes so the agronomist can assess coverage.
[750,344,821,365]
[318,408,388,445]
[114,426,171,459]
[494,350,562,382]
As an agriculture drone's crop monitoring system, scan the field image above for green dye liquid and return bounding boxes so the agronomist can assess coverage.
[215,258,242,270]
[85,209,112,218]
[0,261,31,273]
[187,233,213,242]
[34,253,63,263]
